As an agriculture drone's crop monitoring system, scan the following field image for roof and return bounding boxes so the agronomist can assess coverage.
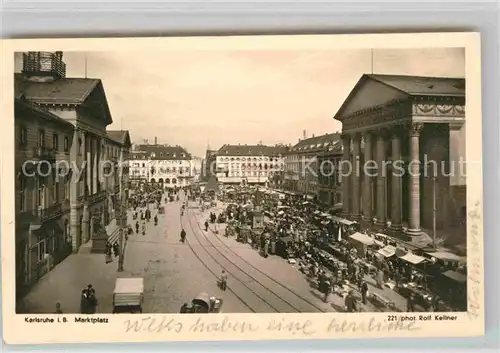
[217,144,289,157]
[334,74,465,121]
[399,252,427,265]
[426,251,466,263]
[442,270,467,283]
[369,74,465,96]
[113,278,144,294]
[107,130,132,147]
[349,232,375,246]
[14,73,113,124]
[135,144,192,160]
[290,133,341,154]
[15,98,74,129]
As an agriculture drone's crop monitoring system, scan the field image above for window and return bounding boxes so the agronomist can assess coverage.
[38,129,45,147]
[37,239,46,262]
[63,136,69,152]
[52,176,59,204]
[19,126,27,147]
[53,133,59,151]
[78,138,82,155]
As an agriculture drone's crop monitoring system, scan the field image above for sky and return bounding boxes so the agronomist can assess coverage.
[15,48,464,157]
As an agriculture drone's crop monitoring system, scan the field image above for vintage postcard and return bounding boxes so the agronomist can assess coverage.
[1,33,484,344]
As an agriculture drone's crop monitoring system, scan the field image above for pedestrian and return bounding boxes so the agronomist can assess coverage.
[55,302,63,314]
[180,228,186,243]
[142,222,146,236]
[204,220,209,232]
[135,221,139,234]
[323,279,331,303]
[345,290,357,313]
[180,302,190,313]
[361,280,369,305]
[113,242,120,257]
[407,294,415,312]
[80,289,89,314]
[220,270,228,291]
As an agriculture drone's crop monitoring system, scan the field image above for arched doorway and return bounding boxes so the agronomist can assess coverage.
[150,178,156,183]
[165,178,170,184]
[172,178,177,185]
[159,178,164,185]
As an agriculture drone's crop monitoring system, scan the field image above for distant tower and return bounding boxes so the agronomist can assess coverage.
[22,51,66,82]
[303,130,307,139]
[154,136,158,145]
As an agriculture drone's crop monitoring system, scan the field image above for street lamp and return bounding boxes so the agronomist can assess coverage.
[427,162,437,250]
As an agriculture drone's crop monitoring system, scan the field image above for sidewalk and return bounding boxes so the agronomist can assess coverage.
[17,216,125,314]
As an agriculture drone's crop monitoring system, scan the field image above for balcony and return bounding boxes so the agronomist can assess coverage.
[17,203,65,228]
[38,203,64,221]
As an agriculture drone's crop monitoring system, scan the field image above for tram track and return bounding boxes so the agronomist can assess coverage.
[179,211,271,313]
[181,209,305,313]
[186,206,325,313]
[189,206,325,312]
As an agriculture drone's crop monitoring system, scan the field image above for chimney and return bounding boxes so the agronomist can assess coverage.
[155,136,158,145]
[303,130,307,139]
[312,133,315,138]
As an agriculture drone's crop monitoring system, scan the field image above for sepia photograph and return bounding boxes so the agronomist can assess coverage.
[1,33,484,343]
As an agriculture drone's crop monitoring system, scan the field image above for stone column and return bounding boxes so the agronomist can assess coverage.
[85,133,91,197]
[92,137,98,194]
[407,122,424,236]
[362,132,373,228]
[82,203,90,243]
[341,134,351,218]
[390,129,403,232]
[374,130,387,228]
[70,128,81,252]
[351,133,361,221]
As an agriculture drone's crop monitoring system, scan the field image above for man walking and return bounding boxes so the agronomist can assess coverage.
[204,220,209,232]
[220,270,228,291]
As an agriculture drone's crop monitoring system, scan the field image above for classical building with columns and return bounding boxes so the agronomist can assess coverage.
[334,74,466,245]
[14,51,131,296]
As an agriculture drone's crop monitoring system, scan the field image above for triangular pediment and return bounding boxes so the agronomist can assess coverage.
[334,75,409,121]
[81,81,113,125]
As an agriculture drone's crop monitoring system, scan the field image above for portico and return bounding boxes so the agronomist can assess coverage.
[334,74,466,241]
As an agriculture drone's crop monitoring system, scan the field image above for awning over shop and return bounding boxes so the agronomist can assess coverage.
[442,270,467,283]
[377,245,397,258]
[330,216,356,226]
[426,251,466,263]
[320,212,330,217]
[399,252,427,265]
[313,210,321,215]
[349,232,375,246]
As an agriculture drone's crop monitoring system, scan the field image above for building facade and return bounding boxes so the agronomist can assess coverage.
[129,144,195,188]
[317,144,343,208]
[202,149,217,181]
[15,51,131,297]
[284,133,341,200]
[215,144,288,185]
[334,74,466,245]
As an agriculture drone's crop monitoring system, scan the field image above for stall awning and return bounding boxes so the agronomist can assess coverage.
[320,212,330,217]
[330,216,355,226]
[349,232,375,246]
[313,210,321,215]
[377,245,397,258]
[399,252,426,265]
[426,251,465,263]
[442,270,467,283]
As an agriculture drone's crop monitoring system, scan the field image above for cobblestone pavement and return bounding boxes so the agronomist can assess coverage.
[199,202,410,313]
[17,200,252,314]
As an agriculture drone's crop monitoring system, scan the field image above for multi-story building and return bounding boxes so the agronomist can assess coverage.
[14,51,131,297]
[284,133,341,200]
[334,73,466,245]
[316,143,343,208]
[129,147,149,187]
[129,141,195,188]
[215,144,288,185]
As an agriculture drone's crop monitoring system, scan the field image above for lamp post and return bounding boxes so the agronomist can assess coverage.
[427,162,437,250]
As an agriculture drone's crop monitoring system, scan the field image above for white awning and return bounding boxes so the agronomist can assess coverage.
[399,252,426,265]
[377,245,397,258]
[349,232,375,246]
[426,251,465,263]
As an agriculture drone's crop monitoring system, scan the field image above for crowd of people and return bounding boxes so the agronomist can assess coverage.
[208,185,467,312]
